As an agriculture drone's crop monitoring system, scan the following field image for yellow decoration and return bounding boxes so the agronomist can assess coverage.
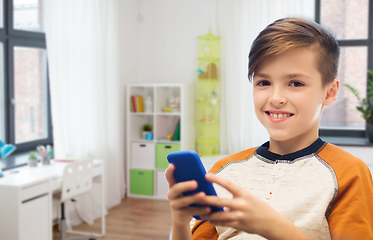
[162,107,172,112]
[196,31,221,156]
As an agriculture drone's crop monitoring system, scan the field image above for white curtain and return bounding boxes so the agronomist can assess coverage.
[44,0,125,226]
[217,0,315,154]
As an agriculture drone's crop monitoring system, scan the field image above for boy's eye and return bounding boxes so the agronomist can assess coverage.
[289,81,304,87]
[256,80,271,86]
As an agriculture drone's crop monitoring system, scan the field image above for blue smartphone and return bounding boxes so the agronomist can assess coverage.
[167,150,224,220]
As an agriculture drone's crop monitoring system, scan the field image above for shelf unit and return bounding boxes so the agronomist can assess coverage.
[126,83,195,199]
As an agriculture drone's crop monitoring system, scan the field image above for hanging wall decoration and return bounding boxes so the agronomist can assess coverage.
[196,31,221,156]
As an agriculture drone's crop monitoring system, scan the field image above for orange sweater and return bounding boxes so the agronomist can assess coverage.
[192,139,373,240]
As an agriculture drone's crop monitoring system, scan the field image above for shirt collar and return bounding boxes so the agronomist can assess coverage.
[256,138,326,161]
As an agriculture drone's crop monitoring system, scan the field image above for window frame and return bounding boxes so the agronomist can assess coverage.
[1,0,53,154]
[315,0,373,139]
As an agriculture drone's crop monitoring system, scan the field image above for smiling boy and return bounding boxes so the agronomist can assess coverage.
[166,18,373,240]
[253,47,334,154]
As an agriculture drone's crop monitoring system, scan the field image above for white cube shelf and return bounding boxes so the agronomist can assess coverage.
[126,83,195,199]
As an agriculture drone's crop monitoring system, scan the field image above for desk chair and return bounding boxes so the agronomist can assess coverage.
[55,159,95,240]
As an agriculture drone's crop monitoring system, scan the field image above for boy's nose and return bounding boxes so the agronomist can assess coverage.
[268,89,287,105]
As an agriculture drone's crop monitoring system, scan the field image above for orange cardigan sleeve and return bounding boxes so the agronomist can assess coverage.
[191,220,219,240]
[319,144,373,240]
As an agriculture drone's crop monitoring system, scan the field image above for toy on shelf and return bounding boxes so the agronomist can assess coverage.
[145,132,153,141]
[162,96,180,112]
[142,124,153,140]
[162,107,173,112]
[144,96,153,113]
[170,96,180,108]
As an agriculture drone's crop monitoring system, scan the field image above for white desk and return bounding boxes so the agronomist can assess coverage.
[0,159,105,240]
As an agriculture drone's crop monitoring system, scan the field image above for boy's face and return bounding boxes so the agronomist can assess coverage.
[252,47,337,148]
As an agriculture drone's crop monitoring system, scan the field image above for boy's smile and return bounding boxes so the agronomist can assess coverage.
[252,47,339,155]
[265,110,294,123]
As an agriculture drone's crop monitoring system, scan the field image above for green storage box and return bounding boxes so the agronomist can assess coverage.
[130,169,154,196]
[156,143,180,169]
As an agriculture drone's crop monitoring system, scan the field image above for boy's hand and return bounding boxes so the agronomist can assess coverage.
[199,173,311,240]
[165,164,211,226]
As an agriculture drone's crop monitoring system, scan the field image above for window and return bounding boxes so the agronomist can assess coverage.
[316,0,372,138]
[13,0,44,32]
[1,0,52,154]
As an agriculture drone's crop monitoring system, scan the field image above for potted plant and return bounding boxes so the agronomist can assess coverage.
[28,151,38,167]
[344,69,373,142]
[142,124,152,139]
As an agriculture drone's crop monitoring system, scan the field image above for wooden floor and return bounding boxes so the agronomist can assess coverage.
[53,197,172,240]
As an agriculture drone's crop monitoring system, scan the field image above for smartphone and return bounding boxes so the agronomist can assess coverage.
[167,150,224,220]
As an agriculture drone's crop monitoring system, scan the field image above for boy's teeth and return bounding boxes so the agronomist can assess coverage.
[270,113,290,118]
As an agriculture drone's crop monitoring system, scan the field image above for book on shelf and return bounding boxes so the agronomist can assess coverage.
[130,95,145,113]
[131,95,137,112]
[130,97,134,112]
[172,118,181,141]
[136,96,144,112]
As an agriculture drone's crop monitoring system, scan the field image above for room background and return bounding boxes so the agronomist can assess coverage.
[43,0,373,227]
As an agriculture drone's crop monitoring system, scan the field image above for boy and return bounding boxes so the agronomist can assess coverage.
[166,18,373,240]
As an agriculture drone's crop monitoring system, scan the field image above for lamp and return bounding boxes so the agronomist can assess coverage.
[0,140,16,159]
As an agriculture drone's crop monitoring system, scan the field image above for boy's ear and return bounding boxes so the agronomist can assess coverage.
[323,78,339,106]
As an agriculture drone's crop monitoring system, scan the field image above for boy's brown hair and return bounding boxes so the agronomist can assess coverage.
[248,18,340,87]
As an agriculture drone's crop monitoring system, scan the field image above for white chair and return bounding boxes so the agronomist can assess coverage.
[55,159,95,240]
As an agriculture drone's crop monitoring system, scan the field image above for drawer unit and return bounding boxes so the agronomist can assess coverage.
[131,142,155,169]
[156,143,180,169]
[20,194,49,240]
[21,181,49,202]
[130,169,154,196]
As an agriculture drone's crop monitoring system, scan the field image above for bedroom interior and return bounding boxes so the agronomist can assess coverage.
[1,0,372,240]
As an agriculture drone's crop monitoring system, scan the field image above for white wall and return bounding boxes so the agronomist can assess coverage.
[118,0,140,83]
[121,0,316,84]
[124,0,218,84]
